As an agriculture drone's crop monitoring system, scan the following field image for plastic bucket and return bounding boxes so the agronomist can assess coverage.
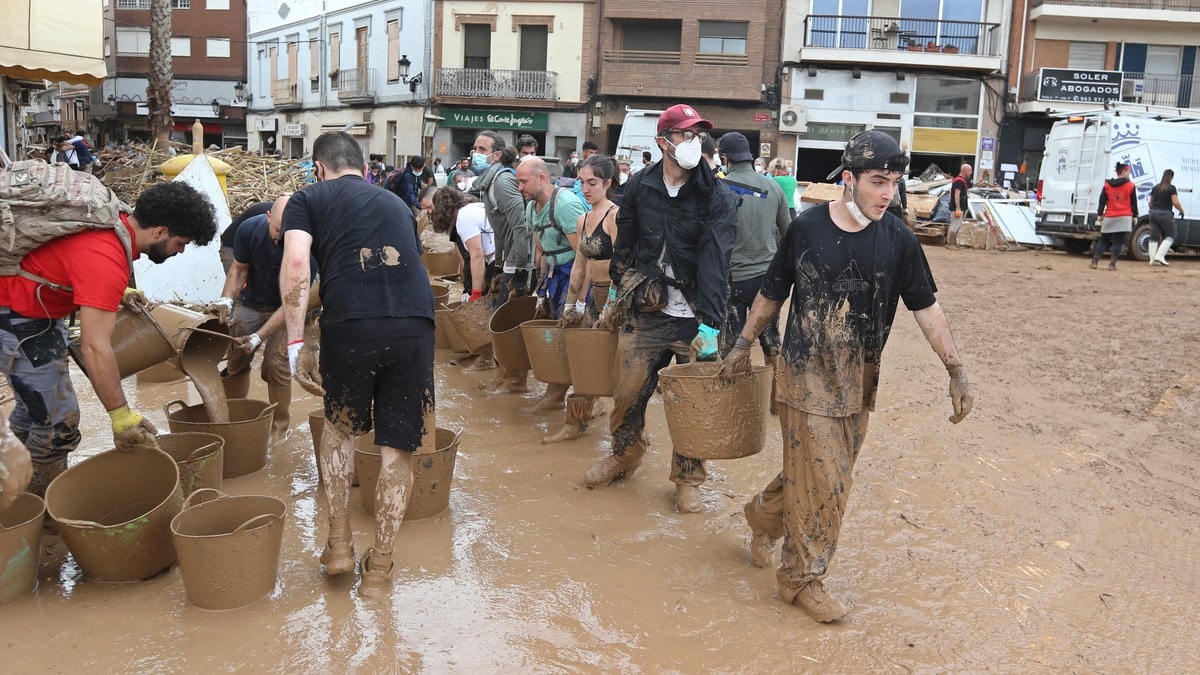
[489,296,538,371]
[447,299,492,355]
[355,427,461,521]
[164,399,278,479]
[658,361,772,460]
[422,250,461,277]
[307,408,357,486]
[68,304,177,380]
[171,488,286,610]
[521,320,572,385]
[0,493,45,606]
[157,432,224,497]
[44,447,183,582]
[565,328,619,397]
[430,282,451,307]
[437,302,468,353]
[150,304,209,352]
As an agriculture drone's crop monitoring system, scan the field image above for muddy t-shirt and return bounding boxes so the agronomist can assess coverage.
[760,203,937,416]
[233,214,317,310]
[282,174,434,327]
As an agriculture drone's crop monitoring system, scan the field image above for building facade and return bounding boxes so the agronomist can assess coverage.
[245,0,432,162]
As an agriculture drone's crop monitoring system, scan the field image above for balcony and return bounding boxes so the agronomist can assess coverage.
[1031,0,1200,22]
[271,79,301,110]
[603,49,681,65]
[336,68,376,105]
[800,15,1002,72]
[434,68,557,102]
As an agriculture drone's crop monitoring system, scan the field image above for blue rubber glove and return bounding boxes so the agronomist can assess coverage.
[691,323,720,361]
[608,285,617,302]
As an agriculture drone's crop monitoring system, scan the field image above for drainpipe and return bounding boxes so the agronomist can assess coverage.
[1014,0,1030,103]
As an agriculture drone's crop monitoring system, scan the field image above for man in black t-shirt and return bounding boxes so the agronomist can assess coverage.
[219,200,273,273]
[723,130,974,623]
[281,131,435,601]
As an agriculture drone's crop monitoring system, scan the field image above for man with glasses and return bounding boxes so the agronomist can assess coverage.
[584,103,737,514]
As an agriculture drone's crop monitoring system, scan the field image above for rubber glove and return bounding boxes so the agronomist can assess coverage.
[560,302,584,328]
[947,364,974,424]
[608,285,617,303]
[690,323,720,361]
[287,340,304,376]
[206,296,235,325]
[121,287,150,312]
[953,210,963,219]
[0,422,32,509]
[109,405,159,452]
[230,333,262,361]
[721,335,754,380]
[469,289,484,302]
[294,343,324,397]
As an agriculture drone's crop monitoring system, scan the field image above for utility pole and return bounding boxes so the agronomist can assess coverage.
[147,0,174,149]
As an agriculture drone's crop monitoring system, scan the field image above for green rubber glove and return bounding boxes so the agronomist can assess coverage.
[691,323,720,361]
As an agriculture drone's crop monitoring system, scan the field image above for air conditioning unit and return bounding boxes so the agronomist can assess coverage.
[779,104,808,134]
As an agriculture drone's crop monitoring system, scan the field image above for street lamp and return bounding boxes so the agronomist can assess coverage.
[212,99,221,116]
[398,55,412,82]
[234,81,245,100]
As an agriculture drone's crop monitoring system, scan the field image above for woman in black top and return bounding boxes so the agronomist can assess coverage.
[1148,169,1185,266]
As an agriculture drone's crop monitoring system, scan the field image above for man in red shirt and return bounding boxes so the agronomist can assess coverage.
[0,181,218,495]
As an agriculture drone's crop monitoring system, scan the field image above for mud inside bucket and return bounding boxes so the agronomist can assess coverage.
[0,493,45,606]
[165,399,277,479]
[520,320,572,385]
[565,328,619,397]
[489,296,538,371]
[44,447,183,582]
[355,427,461,521]
[447,300,492,355]
[170,488,287,610]
[658,361,772,460]
[157,432,224,497]
[307,408,358,486]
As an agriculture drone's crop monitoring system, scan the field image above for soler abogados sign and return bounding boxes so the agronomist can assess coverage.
[1037,68,1124,104]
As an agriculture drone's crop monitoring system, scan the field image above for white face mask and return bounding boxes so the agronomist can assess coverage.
[619,172,629,185]
[668,137,702,170]
[843,182,878,227]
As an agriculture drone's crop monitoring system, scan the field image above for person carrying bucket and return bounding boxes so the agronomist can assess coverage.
[722,130,974,623]
[585,104,738,514]
[280,131,435,600]
[206,194,318,443]
[0,179,218,496]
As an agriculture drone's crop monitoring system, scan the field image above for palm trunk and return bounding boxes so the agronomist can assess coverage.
[147,0,174,150]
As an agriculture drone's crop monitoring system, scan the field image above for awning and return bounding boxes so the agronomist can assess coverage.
[0,0,106,86]
[319,123,372,137]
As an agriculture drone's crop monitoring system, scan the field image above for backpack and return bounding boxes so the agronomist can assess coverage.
[0,159,133,292]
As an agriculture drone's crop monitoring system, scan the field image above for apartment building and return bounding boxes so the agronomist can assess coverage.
[592,0,784,163]
[1001,0,1200,185]
[430,1,595,164]
[245,0,432,162]
[94,0,249,148]
[779,0,1011,183]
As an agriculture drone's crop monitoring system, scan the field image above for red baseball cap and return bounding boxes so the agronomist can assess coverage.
[656,104,713,135]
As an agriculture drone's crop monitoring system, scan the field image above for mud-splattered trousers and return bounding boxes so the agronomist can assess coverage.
[722,275,781,357]
[0,310,81,464]
[608,310,706,486]
[744,403,870,600]
[224,305,290,390]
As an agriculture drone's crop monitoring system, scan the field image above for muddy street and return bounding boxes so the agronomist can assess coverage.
[3,246,1199,671]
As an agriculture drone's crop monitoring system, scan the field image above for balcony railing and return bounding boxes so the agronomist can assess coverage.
[603,48,682,65]
[434,68,557,100]
[1032,0,1197,8]
[271,79,300,106]
[336,67,376,103]
[804,15,1001,57]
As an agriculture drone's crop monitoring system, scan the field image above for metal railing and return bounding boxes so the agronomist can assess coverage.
[1032,0,1199,8]
[271,79,299,104]
[336,68,377,101]
[803,15,1002,57]
[603,49,682,65]
[434,68,557,100]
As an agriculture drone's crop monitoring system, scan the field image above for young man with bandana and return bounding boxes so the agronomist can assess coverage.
[584,103,737,514]
[723,130,974,622]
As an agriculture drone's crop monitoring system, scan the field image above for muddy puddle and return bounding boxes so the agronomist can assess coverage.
[3,247,1200,670]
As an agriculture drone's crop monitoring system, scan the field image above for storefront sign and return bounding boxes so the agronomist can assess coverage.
[753,113,770,123]
[912,115,977,130]
[441,109,548,131]
[280,122,306,137]
[796,122,864,143]
[1037,68,1123,104]
[136,103,219,119]
[255,118,277,131]
[912,127,978,155]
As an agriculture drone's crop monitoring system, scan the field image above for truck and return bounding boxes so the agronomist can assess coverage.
[1034,105,1199,260]
[614,107,663,169]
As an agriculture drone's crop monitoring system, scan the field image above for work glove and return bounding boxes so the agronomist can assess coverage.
[953,210,963,219]
[230,333,262,362]
[560,302,585,328]
[533,296,552,320]
[720,335,754,381]
[121,287,150,313]
[690,323,720,362]
[109,405,159,452]
[287,340,304,376]
[947,364,974,424]
[294,343,324,397]
[206,297,235,325]
[0,422,32,509]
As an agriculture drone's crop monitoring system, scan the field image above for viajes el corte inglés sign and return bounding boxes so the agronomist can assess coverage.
[441,109,549,131]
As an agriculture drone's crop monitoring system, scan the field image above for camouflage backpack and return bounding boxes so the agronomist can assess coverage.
[0,159,132,292]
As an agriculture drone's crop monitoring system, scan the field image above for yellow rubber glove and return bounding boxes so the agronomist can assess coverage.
[109,405,159,452]
[121,287,150,312]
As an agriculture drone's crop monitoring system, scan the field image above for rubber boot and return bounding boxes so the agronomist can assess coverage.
[542,395,594,444]
[1108,238,1123,270]
[583,453,642,487]
[1148,241,1160,265]
[486,367,529,396]
[764,355,780,416]
[478,363,507,390]
[1156,237,1173,266]
[27,457,68,498]
[674,485,704,513]
[267,383,291,442]
[521,383,569,414]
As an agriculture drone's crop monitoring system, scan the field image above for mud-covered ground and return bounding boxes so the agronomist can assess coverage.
[2,246,1198,672]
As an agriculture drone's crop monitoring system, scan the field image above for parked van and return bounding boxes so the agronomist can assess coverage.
[1035,106,1198,260]
[615,108,663,169]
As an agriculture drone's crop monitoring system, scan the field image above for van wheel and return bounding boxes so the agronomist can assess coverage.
[1130,222,1152,261]
[1060,238,1091,256]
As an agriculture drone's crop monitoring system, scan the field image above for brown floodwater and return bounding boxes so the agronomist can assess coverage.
[4,246,1200,670]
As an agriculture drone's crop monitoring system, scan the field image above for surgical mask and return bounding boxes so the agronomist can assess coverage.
[844,183,877,227]
[668,137,702,170]
[471,152,490,173]
[619,172,629,185]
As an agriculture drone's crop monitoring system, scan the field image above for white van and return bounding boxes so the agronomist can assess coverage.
[1035,106,1198,259]
[615,108,663,170]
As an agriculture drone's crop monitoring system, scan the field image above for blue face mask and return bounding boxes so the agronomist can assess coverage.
[471,152,491,173]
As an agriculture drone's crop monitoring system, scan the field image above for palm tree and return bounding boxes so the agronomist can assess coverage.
[146,0,173,150]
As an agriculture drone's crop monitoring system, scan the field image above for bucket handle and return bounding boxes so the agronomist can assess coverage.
[52,516,104,530]
[232,512,281,534]
[186,440,222,462]
[182,487,228,510]
[256,401,279,421]
[178,326,238,342]
[164,399,188,417]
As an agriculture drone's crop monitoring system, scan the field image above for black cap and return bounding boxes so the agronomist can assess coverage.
[717,132,755,163]
[826,129,909,181]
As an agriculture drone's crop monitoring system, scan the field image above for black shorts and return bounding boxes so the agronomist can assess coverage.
[320,316,435,451]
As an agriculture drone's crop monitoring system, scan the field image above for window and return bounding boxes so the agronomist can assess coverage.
[356,27,368,70]
[206,0,229,8]
[610,20,681,64]
[387,20,400,82]
[309,37,320,90]
[171,37,191,57]
[464,24,491,70]
[519,25,547,72]
[329,31,341,89]
[104,37,111,57]
[697,21,747,65]
[116,28,151,55]
[898,0,983,52]
[206,38,230,58]
[287,41,299,84]
[269,44,278,81]
[914,77,980,114]
[810,0,868,48]
[1068,42,1106,70]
